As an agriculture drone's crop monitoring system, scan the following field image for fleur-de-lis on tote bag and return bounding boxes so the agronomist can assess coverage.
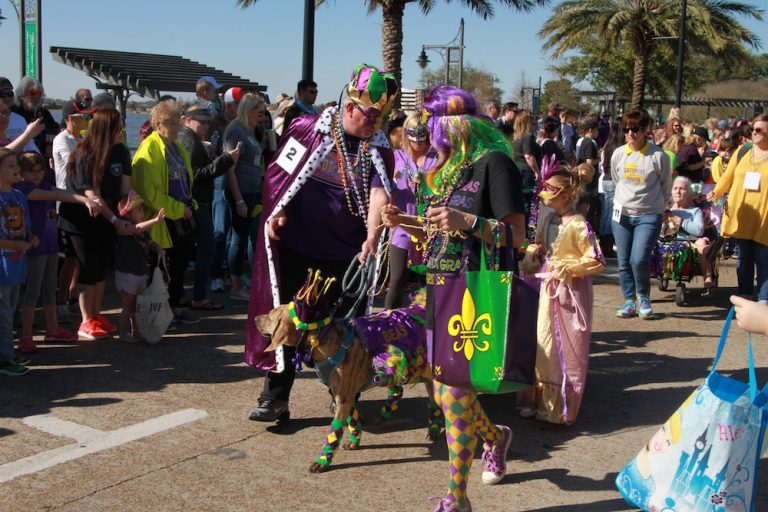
[448,289,491,361]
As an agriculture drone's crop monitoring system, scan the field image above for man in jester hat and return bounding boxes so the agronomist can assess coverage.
[245,64,399,422]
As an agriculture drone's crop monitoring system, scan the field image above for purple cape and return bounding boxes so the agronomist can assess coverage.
[244,107,393,371]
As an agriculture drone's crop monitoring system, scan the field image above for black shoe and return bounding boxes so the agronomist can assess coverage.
[248,399,290,422]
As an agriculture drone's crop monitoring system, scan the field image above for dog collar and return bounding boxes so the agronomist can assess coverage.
[288,301,333,331]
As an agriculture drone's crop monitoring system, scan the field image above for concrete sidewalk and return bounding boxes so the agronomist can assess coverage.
[1,258,766,511]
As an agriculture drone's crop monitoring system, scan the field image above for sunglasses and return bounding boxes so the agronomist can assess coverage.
[623,126,642,134]
[82,97,93,102]
[354,103,381,126]
[0,92,13,98]
[752,127,765,135]
[27,89,43,97]
[307,90,318,95]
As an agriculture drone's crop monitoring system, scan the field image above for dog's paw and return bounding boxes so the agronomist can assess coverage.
[342,441,360,451]
[309,462,330,473]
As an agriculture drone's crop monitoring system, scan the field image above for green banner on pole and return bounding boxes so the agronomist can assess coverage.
[24,21,37,79]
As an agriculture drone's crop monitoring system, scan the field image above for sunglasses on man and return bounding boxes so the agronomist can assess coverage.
[623,126,642,134]
[353,103,381,126]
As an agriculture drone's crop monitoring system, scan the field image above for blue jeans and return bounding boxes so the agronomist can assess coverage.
[192,204,215,301]
[211,176,230,280]
[225,191,260,278]
[734,238,768,302]
[612,213,663,301]
[599,180,615,238]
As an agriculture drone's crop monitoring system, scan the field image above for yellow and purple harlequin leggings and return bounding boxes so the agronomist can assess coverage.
[433,381,501,507]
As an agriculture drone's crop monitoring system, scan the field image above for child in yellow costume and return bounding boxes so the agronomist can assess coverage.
[519,160,605,424]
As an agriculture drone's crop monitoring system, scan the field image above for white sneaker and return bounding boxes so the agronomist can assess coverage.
[210,278,225,293]
[519,407,536,419]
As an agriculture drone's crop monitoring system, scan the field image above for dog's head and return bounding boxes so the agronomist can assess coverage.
[254,305,300,351]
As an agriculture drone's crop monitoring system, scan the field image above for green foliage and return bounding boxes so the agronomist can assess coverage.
[540,0,763,109]
[420,63,504,106]
[538,78,593,115]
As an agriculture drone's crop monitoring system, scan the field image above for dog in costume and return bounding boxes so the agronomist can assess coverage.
[254,269,442,473]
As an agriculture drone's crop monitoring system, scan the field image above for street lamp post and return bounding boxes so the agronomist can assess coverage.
[674,0,687,109]
[302,0,314,81]
[417,18,465,88]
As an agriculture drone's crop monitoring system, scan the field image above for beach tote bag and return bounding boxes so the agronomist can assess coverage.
[136,256,174,345]
[430,237,537,394]
[615,307,768,512]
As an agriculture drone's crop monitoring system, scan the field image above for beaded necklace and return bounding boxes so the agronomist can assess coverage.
[418,161,473,267]
[332,112,372,224]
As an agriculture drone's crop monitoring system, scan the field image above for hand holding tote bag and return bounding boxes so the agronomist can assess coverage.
[615,307,768,512]
[430,226,538,394]
[136,256,174,345]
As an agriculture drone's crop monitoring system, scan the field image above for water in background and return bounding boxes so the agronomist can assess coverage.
[52,111,148,152]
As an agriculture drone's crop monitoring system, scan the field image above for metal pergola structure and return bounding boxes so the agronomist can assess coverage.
[576,90,766,119]
[50,46,267,116]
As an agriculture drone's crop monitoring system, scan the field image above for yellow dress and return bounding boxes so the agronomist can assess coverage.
[523,213,604,424]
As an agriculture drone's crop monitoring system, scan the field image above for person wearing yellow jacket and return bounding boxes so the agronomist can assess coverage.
[709,113,768,303]
[132,100,199,324]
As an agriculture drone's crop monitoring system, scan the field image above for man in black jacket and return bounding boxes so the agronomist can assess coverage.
[279,79,318,140]
[177,105,240,310]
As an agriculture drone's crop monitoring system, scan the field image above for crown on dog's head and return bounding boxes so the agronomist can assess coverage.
[289,269,336,330]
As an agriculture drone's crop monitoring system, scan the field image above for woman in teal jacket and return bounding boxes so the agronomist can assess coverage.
[132,101,198,324]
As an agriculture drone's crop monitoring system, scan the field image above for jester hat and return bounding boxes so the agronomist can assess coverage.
[289,269,337,330]
[346,64,399,128]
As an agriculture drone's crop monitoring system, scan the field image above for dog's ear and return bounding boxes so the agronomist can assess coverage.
[259,305,300,351]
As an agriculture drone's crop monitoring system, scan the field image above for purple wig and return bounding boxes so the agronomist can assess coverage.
[420,85,511,194]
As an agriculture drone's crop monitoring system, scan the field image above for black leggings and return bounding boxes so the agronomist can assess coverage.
[166,227,194,308]
[385,245,411,309]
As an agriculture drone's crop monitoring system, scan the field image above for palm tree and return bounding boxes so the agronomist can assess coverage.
[539,0,762,110]
[237,0,548,93]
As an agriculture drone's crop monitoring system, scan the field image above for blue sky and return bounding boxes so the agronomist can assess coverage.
[0,0,766,104]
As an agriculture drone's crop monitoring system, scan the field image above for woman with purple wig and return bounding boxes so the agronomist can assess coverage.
[382,85,526,512]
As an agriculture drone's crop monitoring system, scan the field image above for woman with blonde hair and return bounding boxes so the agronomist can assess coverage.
[222,92,267,300]
[132,100,198,324]
[385,112,437,308]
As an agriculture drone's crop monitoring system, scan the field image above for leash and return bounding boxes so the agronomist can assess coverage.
[332,253,376,320]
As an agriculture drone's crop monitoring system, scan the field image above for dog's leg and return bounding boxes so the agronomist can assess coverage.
[342,403,362,451]
[309,417,345,473]
[378,384,403,422]
[309,396,355,473]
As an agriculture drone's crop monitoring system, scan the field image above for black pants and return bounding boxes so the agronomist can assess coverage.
[259,247,365,403]
[384,245,412,309]
[166,226,194,308]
